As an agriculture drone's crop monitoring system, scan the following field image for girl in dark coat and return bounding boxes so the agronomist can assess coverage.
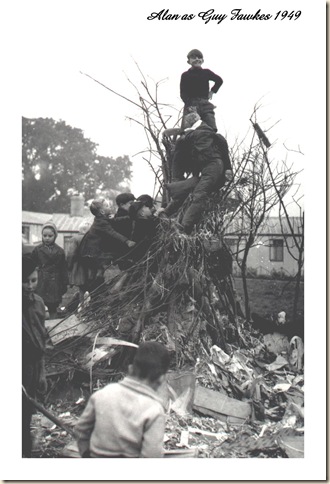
[31,222,69,318]
[22,254,49,457]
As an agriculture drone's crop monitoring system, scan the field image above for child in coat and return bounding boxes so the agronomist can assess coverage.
[127,195,159,265]
[31,222,69,318]
[22,254,49,457]
[115,192,136,219]
[67,221,91,298]
[75,341,170,458]
[180,49,223,132]
[78,198,136,291]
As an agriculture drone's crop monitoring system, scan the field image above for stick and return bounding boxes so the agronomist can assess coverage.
[22,386,75,437]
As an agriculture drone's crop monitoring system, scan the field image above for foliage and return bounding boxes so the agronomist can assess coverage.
[22,117,132,213]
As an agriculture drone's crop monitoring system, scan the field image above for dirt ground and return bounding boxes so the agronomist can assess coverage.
[233,277,304,320]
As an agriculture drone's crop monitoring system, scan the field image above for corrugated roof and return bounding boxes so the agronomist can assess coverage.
[22,212,51,225]
[225,216,303,236]
[262,216,303,235]
[22,211,94,232]
[52,213,94,232]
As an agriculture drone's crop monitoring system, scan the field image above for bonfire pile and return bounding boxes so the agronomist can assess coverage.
[41,185,303,458]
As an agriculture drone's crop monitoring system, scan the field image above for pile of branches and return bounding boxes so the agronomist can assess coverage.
[50,189,247,373]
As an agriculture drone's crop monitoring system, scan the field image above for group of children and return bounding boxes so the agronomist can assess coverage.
[22,48,230,458]
[22,251,170,458]
[27,192,158,319]
[77,192,158,294]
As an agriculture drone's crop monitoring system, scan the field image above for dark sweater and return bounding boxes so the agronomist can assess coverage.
[182,122,232,175]
[114,208,134,240]
[78,215,129,259]
[22,292,48,398]
[126,218,159,265]
[180,67,223,104]
[22,293,47,364]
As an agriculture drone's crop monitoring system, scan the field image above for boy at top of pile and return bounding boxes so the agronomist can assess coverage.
[180,48,223,132]
[75,341,170,458]
[31,222,68,318]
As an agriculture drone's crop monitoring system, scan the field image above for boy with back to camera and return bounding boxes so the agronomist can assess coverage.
[75,341,170,458]
[180,48,223,132]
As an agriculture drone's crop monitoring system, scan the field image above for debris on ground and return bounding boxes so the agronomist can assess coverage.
[30,189,304,459]
[32,319,303,458]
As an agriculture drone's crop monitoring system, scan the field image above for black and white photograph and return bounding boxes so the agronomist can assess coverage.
[0,0,326,480]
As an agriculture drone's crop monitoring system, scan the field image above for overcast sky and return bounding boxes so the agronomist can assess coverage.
[5,0,324,208]
[0,0,326,480]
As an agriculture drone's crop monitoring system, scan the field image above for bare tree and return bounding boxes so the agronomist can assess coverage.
[222,105,300,321]
[252,111,304,325]
[79,70,302,348]
[81,66,181,203]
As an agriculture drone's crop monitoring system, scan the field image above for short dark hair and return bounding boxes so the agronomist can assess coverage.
[136,194,154,208]
[132,342,170,382]
[90,198,106,216]
[187,49,203,59]
[22,254,38,282]
[116,192,135,206]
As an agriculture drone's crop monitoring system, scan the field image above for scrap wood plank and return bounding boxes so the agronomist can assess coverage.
[61,441,198,458]
[46,315,90,345]
[95,337,138,348]
[278,435,304,458]
[164,449,198,458]
[193,405,246,425]
[193,385,251,420]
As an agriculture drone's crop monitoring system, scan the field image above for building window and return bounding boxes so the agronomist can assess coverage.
[269,239,284,262]
[22,225,30,244]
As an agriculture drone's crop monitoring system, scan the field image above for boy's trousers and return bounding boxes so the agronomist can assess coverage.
[181,158,224,234]
[183,98,217,132]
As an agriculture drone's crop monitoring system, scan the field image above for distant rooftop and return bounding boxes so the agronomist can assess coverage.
[225,216,303,236]
[22,211,94,232]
